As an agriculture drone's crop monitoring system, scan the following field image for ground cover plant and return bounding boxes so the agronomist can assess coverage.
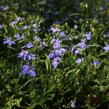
[1,0,109,109]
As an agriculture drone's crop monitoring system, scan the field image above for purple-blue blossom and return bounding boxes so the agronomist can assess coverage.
[48,52,55,59]
[15,33,24,40]
[104,33,109,37]
[10,21,18,27]
[21,64,36,77]
[74,25,78,29]
[74,49,81,54]
[53,39,60,50]
[0,25,3,28]
[58,31,65,37]
[27,53,36,60]
[3,37,15,46]
[18,50,35,61]
[75,58,84,63]
[24,43,34,48]
[0,6,9,10]
[90,60,100,65]
[84,32,92,40]
[71,47,75,52]
[39,41,47,48]
[48,26,60,34]
[76,42,88,48]
[22,25,29,30]
[103,45,109,51]
[52,59,58,69]
[71,101,76,108]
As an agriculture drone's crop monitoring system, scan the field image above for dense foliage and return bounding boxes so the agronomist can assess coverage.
[1,0,109,109]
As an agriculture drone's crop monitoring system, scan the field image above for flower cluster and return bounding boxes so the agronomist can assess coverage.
[3,37,15,46]
[48,38,66,68]
[18,50,35,61]
[21,64,36,77]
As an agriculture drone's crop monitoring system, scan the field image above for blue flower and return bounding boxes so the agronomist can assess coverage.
[55,49,66,56]
[21,64,36,77]
[48,26,60,34]
[48,52,55,59]
[74,49,81,54]
[3,37,15,46]
[15,33,24,40]
[75,58,84,63]
[54,56,61,61]
[58,31,65,37]
[0,6,9,10]
[76,42,88,49]
[53,39,60,50]
[103,45,109,51]
[18,50,35,61]
[22,25,29,30]
[27,53,36,60]
[0,25,3,28]
[39,41,47,48]
[74,25,78,29]
[90,60,100,65]
[71,101,76,108]
[21,65,29,75]
[84,32,92,41]
[29,67,36,77]
[104,33,109,37]
[9,21,18,27]
[24,43,34,48]
[71,47,75,53]
[52,59,58,68]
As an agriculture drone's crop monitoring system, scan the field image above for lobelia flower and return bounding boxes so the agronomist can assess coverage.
[9,21,18,27]
[75,58,84,63]
[71,47,75,52]
[63,35,71,40]
[0,25,3,28]
[21,65,29,75]
[58,31,65,37]
[48,52,55,59]
[53,38,60,50]
[33,23,37,28]
[39,41,47,48]
[76,42,88,49]
[84,32,92,41]
[27,53,35,60]
[80,38,86,42]
[52,59,58,69]
[15,33,24,40]
[71,101,76,108]
[103,45,109,51]
[16,16,23,21]
[74,25,78,29]
[3,37,15,46]
[48,26,60,34]
[0,6,9,10]
[22,25,29,30]
[104,33,109,37]
[24,43,34,48]
[33,28,37,32]
[21,64,36,77]
[74,49,81,54]
[90,60,100,65]
[18,50,35,61]
[29,67,36,77]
